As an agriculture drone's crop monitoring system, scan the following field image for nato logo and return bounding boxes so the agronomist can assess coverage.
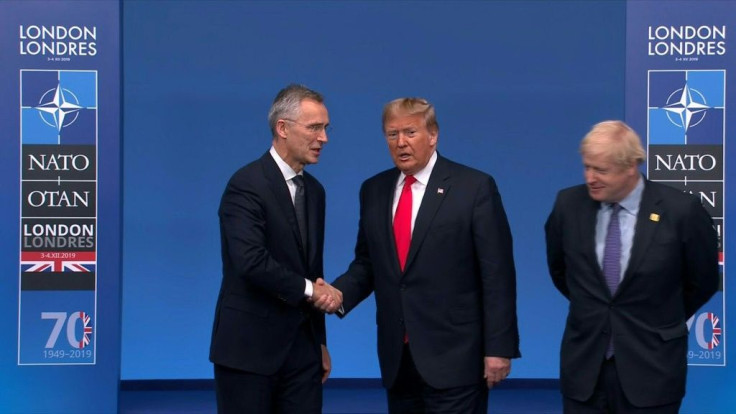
[648,70,724,145]
[21,70,97,145]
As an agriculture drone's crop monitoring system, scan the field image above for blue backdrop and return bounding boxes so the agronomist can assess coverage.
[122,0,625,381]
[3,1,734,413]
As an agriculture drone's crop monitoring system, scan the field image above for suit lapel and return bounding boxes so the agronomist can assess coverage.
[619,181,662,291]
[383,171,403,274]
[403,157,451,273]
[578,192,603,283]
[304,172,321,270]
[261,153,304,261]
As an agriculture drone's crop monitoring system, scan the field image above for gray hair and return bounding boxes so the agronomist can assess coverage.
[268,84,324,136]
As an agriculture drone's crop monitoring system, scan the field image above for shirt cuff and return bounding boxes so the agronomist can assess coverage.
[304,278,313,298]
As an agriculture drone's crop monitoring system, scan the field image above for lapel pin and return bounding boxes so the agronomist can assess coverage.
[650,213,660,222]
[437,188,444,194]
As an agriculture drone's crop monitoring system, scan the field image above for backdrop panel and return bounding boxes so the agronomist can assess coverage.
[626,1,736,411]
[0,1,122,413]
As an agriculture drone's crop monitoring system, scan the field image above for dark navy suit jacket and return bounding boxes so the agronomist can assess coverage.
[545,179,718,407]
[334,154,520,389]
[210,151,326,375]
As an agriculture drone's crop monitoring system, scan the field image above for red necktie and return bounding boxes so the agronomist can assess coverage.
[394,175,416,272]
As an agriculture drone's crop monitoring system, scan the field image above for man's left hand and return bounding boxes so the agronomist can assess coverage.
[321,344,332,383]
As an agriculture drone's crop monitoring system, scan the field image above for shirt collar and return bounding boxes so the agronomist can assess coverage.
[608,174,644,215]
[398,151,437,186]
[269,146,300,181]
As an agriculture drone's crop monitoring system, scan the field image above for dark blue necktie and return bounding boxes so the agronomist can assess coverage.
[603,203,621,358]
[603,203,622,295]
[292,175,307,251]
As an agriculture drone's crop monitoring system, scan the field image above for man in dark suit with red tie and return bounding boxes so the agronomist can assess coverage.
[545,120,719,413]
[209,84,342,414]
[326,97,521,413]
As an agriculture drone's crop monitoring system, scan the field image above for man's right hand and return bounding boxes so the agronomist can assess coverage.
[310,278,343,313]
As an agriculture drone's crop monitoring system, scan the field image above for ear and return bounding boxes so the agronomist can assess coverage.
[275,119,289,139]
[429,128,438,147]
[625,162,639,177]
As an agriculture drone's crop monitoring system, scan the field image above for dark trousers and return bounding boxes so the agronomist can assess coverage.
[387,345,488,414]
[563,358,682,414]
[214,322,322,414]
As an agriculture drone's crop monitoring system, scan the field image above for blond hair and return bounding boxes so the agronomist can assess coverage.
[382,97,439,134]
[580,120,645,167]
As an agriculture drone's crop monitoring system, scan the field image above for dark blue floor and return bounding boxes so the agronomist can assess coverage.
[119,379,563,414]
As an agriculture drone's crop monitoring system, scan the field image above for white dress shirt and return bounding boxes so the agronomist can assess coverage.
[391,151,438,233]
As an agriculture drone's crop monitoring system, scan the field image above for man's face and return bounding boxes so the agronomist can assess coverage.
[384,113,437,176]
[583,152,638,203]
[280,99,329,172]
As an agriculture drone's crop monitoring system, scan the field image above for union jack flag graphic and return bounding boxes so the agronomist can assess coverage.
[706,312,722,350]
[80,311,92,349]
[20,251,96,272]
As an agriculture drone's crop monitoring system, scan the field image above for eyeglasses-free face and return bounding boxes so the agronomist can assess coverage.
[384,113,437,176]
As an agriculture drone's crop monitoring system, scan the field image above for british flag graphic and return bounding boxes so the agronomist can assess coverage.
[20,251,96,273]
[80,311,93,349]
[706,312,722,350]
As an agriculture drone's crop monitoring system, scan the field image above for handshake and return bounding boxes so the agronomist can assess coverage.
[309,278,343,314]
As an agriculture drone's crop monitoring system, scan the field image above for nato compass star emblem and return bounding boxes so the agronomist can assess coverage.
[34,83,83,132]
[661,83,710,132]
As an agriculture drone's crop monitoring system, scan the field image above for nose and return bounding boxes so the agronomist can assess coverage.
[584,169,597,184]
[317,129,328,143]
[396,134,408,147]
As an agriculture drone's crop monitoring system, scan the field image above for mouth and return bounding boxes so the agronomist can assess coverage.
[397,152,412,162]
